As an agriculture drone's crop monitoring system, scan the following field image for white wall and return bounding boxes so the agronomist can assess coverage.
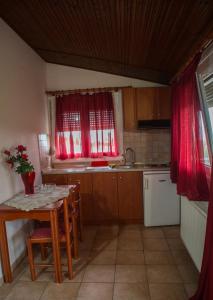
[46,63,163,90]
[0,19,47,280]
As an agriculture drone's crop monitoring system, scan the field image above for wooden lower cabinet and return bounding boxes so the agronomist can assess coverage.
[42,171,143,224]
[42,174,68,185]
[92,172,118,222]
[117,172,143,222]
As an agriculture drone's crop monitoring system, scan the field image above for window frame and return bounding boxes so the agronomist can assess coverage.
[196,73,212,167]
[47,91,124,163]
[196,44,213,168]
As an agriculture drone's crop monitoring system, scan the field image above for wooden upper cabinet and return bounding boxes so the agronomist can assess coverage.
[135,87,171,121]
[136,88,156,120]
[156,87,171,119]
[92,172,118,222]
[122,87,137,130]
[118,171,143,222]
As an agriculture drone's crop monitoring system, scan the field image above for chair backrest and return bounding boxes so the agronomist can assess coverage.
[69,182,81,211]
[65,183,80,222]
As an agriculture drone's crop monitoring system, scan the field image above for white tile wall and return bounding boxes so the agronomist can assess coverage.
[123,129,171,163]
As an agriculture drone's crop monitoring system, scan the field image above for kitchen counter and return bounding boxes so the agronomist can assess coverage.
[42,165,170,175]
[42,164,170,225]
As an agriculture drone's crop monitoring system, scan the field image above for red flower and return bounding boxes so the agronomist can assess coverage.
[16,145,26,152]
[4,150,10,156]
[21,154,28,160]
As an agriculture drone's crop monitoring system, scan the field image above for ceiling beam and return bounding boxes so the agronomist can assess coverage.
[36,48,170,85]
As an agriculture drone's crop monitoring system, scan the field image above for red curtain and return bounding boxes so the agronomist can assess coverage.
[55,92,118,159]
[171,54,209,201]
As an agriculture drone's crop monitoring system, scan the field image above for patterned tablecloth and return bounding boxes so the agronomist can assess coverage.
[4,186,71,211]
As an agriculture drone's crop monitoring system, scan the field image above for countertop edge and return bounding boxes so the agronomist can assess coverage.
[42,167,170,175]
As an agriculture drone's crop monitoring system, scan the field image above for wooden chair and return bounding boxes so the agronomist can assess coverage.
[35,182,82,259]
[69,181,83,242]
[26,189,75,281]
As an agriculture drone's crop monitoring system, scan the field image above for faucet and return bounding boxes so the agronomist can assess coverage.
[124,147,136,166]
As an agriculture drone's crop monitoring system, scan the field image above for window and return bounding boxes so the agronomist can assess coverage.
[196,73,212,166]
[197,44,213,166]
[200,74,213,147]
[61,111,82,156]
[199,111,210,165]
[89,110,117,155]
[55,92,118,160]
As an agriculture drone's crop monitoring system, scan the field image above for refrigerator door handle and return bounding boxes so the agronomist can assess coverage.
[144,178,149,189]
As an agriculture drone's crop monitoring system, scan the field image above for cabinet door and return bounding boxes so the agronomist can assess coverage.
[67,173,94,224]
[122,87,137,130]
[136,88,157,120]
[156,87,171,119]
[42,174,68,185]
[118,172,143,222]
[93,172,118,222]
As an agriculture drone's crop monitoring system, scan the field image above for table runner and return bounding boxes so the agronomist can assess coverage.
[4,186,71,211]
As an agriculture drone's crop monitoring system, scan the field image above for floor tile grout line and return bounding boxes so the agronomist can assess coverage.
[75,227,98,299]
[163,231,189,284]
[112,262,116,300]
[38,281,50,300]
[146,271,152,300]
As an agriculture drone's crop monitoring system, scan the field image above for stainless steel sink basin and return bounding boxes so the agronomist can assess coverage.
[85,166,112,171]
[115,165,133,169]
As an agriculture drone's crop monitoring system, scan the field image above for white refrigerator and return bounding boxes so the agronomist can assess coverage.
[143,170,180,227]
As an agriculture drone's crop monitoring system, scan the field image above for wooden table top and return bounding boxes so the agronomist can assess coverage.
[0,199,64,212]
[0,184,76,213]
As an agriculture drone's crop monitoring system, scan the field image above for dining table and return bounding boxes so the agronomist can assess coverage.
[0,185,73,284]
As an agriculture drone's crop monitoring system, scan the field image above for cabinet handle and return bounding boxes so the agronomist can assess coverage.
[119,176,122,180]
[159,179,166,182]
[144,178,149,189]
[112,176,116,180]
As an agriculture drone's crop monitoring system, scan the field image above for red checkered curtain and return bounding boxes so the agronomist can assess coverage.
[55,92,118,159]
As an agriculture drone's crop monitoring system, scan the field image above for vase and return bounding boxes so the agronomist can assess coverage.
[21,171,35,195]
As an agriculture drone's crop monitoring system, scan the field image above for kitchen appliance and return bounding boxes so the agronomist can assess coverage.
[143,170,180,226]
[138,119,170,129]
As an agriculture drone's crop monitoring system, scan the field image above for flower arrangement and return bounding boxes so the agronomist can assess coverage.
[4,145,34,174]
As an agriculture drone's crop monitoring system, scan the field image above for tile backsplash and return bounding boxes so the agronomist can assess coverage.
[123,130,171,164]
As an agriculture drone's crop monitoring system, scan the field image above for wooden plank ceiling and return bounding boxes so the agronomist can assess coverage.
[0,0,213,84]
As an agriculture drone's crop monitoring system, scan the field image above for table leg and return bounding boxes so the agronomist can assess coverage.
[50,210,62,283]
[0,220,12,282]
[72,215,79,259]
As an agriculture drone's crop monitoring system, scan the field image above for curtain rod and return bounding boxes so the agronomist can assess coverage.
[46,86,131,96]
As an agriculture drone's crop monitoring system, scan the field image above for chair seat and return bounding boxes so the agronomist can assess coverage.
[30,223,72,240]
[31,227,57,239]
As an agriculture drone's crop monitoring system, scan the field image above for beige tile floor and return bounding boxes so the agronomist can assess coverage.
[0,225,199,300]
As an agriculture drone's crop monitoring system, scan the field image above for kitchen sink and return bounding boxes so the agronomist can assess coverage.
[85,166,112,170]
[115,165,133,169]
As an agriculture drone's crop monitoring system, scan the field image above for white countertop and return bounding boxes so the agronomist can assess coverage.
[42,165,170,175]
